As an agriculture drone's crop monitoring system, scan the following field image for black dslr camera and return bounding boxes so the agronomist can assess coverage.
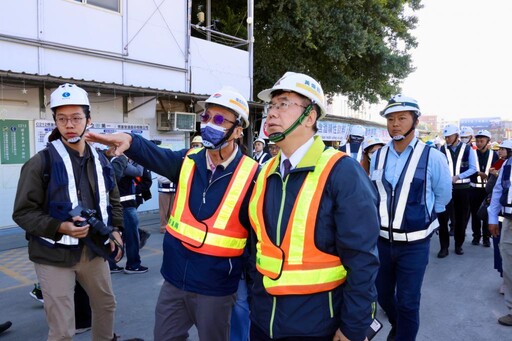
[69,206,113,236]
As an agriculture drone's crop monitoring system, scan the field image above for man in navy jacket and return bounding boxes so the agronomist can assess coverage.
[249,72,380,341]
[86,87,258,341]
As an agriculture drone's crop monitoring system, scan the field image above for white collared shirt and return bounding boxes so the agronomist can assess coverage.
[280,136,315,175]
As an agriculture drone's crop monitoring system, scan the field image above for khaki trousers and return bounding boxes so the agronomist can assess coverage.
[35,247,116,341]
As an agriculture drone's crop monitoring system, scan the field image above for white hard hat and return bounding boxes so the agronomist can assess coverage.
[362,136,385,152]
[350,125,366,137]
[198,86,250,128]
[442,124,459,137]
[268,141,276,145]
[191,135,203,144]
[254,137,265,146]
[475,129,492,139]
[380,94,421,117]
[499,140,512,150]
[257,72,328,120]
[459,126,474,137]
[50,83,90,109]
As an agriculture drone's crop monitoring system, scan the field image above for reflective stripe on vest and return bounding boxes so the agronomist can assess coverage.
[444,143,470,183]
[504,162,512,211]
[345,143,362,162]
[249,144,347,295]
[40,140,109,246]
[167,149,258,257]
[120,194,137,202]
[379,219,439,242]
[471,149,493,187]
[376,143,426,230]
[256,152,268,165]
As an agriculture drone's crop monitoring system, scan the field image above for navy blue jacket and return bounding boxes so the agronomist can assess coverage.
[126,134,257,296]
[249,143,380,341]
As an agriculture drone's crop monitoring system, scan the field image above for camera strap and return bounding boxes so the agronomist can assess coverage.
[82,234,125,263]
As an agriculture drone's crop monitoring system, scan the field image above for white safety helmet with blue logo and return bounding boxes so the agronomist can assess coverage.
[442,124,460,137]
[459,126,474,137]
[380,94,421,117]
[499,140,512,150]
[50,83,90,110]
[475,129,492,139]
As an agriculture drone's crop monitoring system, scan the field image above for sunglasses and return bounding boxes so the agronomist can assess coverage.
[200,111,236,126]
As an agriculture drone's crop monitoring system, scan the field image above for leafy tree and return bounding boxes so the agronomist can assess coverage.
[191,0,422,107]
[254,0,422,107]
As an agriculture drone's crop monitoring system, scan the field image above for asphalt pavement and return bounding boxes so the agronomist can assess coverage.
[0,212,509,340]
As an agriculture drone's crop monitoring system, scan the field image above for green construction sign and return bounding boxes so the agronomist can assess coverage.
[1,119,30,164]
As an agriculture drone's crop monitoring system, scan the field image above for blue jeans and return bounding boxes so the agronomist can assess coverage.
[123,206,141,269]
[376,238,430,341]
[230,278,250,341]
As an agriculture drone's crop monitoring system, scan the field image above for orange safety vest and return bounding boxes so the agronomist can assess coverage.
[167,149,258,257]
[249,140,348,295]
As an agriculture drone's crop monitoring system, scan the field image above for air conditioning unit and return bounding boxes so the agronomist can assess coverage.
[157,112,196,131]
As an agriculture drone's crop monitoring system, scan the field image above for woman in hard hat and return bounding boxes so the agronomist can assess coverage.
[191,135,203,149]
[488,140,512,326]
[360,136,385,175]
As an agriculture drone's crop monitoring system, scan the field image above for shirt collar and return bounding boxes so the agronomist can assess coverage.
[281,136,315,170]
[389,137,418,154]
[205,144,239,172]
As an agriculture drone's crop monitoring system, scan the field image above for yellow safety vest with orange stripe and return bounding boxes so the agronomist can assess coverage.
[167,149,258,257]
[249,143,348,295]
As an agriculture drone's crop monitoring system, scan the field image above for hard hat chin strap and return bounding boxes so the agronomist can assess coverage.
[268,105,313,143]
[62,125,88,145]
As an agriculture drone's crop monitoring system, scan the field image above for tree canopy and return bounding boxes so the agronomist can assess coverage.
[193,0,422,107]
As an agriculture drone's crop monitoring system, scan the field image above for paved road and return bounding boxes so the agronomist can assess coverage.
[0,212,509,340]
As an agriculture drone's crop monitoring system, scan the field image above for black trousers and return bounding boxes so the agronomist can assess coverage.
[438,188,471,249]
[74,281,91,329]
[469,187,490,242]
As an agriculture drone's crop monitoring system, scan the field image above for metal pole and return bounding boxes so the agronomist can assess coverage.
[248,0,254,101]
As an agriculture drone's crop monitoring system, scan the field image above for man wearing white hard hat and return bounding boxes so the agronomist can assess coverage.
[469,130,498,247]
[437,124,477,257]
[370,95,451,340]
[340,124,366,162]
[253,137,271,164]
[13,83,124,340]
[250,71,380,341]
[85,86,259,341]
[488,140,512,326]
[267,140,280,158]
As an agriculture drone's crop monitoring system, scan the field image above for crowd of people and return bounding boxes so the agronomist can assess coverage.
[7,74,512,341]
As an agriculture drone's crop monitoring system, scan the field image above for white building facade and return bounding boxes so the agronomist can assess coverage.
[0,0,253,228]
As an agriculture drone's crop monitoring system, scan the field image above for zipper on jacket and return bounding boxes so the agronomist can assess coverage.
[269,176,287,338]
[200,172,232,208]
[275,177,288,245]
[388,188,396,243]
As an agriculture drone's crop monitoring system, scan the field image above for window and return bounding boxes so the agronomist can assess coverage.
[74,0,120,12]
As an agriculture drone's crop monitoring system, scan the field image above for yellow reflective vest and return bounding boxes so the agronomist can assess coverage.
[249,143,348,295]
